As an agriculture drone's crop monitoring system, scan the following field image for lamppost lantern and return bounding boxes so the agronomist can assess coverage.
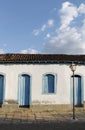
[70,63,76,72]
[70,63,76,120]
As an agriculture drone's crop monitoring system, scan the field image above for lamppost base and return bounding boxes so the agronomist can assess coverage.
[70,118,78,122]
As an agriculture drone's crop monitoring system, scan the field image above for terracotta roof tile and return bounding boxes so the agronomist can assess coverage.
[0,54,84,63]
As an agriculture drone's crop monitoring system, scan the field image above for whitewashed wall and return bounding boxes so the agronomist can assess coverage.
[0,63,85,105]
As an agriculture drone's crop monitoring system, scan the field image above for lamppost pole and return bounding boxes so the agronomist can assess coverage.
[70,63,76,120]
[73,70,75,119]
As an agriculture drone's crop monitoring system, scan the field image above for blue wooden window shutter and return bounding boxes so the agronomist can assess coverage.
[43,74,55,94]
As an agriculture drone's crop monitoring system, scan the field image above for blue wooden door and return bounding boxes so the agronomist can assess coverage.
[18,74,30,106]
[0,75,4,104]
[71,75,82,106]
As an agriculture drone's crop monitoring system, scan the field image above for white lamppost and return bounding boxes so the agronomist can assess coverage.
[70,63,76,120]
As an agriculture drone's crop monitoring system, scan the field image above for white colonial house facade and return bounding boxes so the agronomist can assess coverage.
[0,54,85,110]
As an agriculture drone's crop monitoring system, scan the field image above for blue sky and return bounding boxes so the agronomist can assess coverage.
[0,0,85,54]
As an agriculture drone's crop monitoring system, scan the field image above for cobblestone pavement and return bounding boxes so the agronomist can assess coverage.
[0,107,85,123]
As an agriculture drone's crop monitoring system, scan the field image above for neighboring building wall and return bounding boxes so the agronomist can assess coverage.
[0,63,85,105]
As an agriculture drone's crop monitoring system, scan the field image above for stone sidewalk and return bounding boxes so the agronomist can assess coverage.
[0,108,85,123]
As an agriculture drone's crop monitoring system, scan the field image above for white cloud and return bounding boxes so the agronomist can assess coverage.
[41,19,54,32]
[41,24,46,32]
[47,19,54,27]
[32,29,40,36]
[81,19,85,49]
[60,1,78,29]
[43,2,85,54]
[33,19,54,36]
[0,49,4,54]
[46,33,51,38]
[78,3,85,14]
[21,48,39,54]
[44,27,84,54]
